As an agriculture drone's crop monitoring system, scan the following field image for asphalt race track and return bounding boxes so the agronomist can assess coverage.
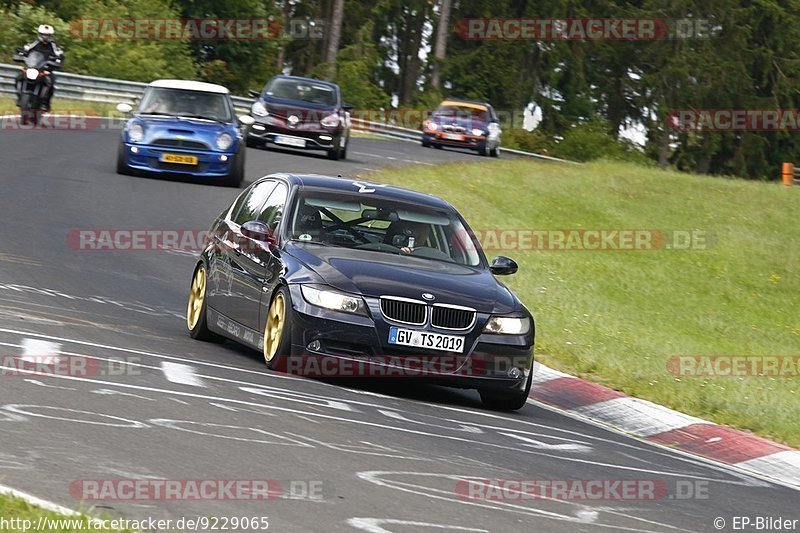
[0,125,797,533]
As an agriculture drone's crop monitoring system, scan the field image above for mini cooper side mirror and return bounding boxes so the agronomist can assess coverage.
[116,103,133,114]
[241,221,276,246]
[490,256,518,275]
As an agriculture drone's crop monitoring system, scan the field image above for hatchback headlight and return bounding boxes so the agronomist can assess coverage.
[251,101,268,117]
[424,121,438,131]
[128,123,144,142]
[216,132,234,151]
[321,113,340,128]
[483,316,530,335]
[472,128,484,137]
[301,285,367,315]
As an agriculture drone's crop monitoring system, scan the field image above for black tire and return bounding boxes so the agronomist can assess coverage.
[433,144,443,150]
[489,147,499,158]
[187,263,224,342]
[116,141,134,175]
[340,138,348,160]
[327,145,342,160]
[478,146,488,157]
[479,369,533,411]
[421,138,431,148]
[263,285,292,371]
[19,94,39,126]
[245,135,259,148]
[223,150,245,187]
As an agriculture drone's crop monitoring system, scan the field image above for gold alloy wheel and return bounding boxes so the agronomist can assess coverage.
[263,292,286,362]
[186,266,206,330]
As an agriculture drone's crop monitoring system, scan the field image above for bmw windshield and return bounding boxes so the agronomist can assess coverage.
[288,191,483,267]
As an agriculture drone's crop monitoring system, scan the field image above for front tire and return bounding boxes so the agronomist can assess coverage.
[327,145,342,160]
[116,141,134,175]
[187,263,224,342]
[479,369,533,411]
[19,94,40,126]
[489,147,499,158]
[263,285,292,371]
[223,150,245,187]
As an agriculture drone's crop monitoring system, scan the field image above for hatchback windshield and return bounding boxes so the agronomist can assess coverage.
[265,79,338,106]
[288,191,482,266]
[138,87,232,122]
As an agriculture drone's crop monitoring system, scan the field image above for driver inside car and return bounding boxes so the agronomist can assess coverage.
[384,221,431,254]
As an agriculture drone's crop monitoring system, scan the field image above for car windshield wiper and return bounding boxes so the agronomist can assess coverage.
[138,112,176,117]
[289,238,329,246]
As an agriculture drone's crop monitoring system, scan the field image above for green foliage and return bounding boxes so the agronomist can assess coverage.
[0,3,70,57]
[552,120,651,164]
[502,129,556,155]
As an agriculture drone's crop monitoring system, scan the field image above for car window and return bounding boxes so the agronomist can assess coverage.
[138,87,233,122]
[265,78,338,106]
[256,183,289,231]
[232,181,277,226]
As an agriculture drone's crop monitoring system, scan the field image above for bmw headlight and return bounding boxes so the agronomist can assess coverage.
[483,316,531,335]
[321,113,340,128]
[128,123,144,142]
[301,285,367,315]
[472,128,484,137]
[251,101,268,117]
[216,132,234,151]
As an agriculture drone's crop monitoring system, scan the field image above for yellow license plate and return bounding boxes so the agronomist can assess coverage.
[161,153,198,165]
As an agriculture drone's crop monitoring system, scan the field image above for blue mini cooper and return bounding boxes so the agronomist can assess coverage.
[115,79,255,187]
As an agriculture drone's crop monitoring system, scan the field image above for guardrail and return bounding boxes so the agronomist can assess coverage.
[0,62,573,162]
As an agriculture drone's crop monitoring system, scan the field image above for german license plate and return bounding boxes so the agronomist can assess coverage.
[388,327,465,353]
[160,153,198,165]
[275,136,306,148]
[442,133,463,141]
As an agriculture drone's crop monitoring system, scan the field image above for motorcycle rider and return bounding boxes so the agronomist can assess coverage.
[15,24,64,112]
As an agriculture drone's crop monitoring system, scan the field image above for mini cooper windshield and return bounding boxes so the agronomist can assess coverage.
[138,87,233,122]
[289,191,483,266]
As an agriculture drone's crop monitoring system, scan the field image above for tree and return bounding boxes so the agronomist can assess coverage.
[430,0,451,90]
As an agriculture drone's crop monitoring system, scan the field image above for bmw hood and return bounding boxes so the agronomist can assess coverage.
[286,243,518,314]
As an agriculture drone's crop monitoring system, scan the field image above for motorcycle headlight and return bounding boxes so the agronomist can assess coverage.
[251,101,268,117]
[25,68,38,81]
[128,123,144,142]
[483,316,531,335]
[471,128,484,137]
[301,285,367,315]
[321,113,340,128]
[216,132,234,151]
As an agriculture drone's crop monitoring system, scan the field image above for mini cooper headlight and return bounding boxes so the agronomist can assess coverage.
[128,123,144,142]
[301,285,367,315]
[472,128,484,137]
[424,120,438,131]
[216,132,234,151]
[483,316,531,335]
[251,101,268,117]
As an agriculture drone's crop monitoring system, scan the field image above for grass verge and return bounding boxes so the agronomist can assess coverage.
[370,158,800,447]
[0,96,125,117]
[0,491,130,532]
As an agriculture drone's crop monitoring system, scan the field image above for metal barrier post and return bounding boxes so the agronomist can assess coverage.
[781,162,794,186]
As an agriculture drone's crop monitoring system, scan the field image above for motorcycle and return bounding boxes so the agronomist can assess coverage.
[12,49,60,126]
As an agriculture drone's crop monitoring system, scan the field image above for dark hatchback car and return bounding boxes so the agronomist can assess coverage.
[186,174,535,410]
[246,75,352,160]
[422,99,501,157]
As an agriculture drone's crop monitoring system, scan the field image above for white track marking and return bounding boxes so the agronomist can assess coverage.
[736,451,800,488]
[160,361,206,387]
[378,410,484,434]
[90,389,157,401]
[0,405,147,428]
[20,338,61,364]
[347,518,488,532]
[572,397,711,437]
[23,379,76,391]
[147,419,313,447]
[498,432,592,452]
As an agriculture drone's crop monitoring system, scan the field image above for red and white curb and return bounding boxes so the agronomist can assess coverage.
[530,364,800,489]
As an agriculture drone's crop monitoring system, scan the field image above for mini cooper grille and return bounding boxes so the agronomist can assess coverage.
[432,306,476,330]
[152,138,209,150]
[442,124,466,132]
[380,298,426,325]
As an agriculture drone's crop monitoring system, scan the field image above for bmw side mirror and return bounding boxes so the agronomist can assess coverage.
[116,103,133,114]
[241,221,276,244]
[248,89,261,99]
[238,115,255,126]
[342,103,354,112]
[490,256,518,275]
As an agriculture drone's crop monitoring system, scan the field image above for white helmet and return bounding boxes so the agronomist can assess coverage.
[37,24,55,43]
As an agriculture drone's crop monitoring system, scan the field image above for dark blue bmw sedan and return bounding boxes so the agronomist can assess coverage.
[115,80,255,187]
[186,174,535,410]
